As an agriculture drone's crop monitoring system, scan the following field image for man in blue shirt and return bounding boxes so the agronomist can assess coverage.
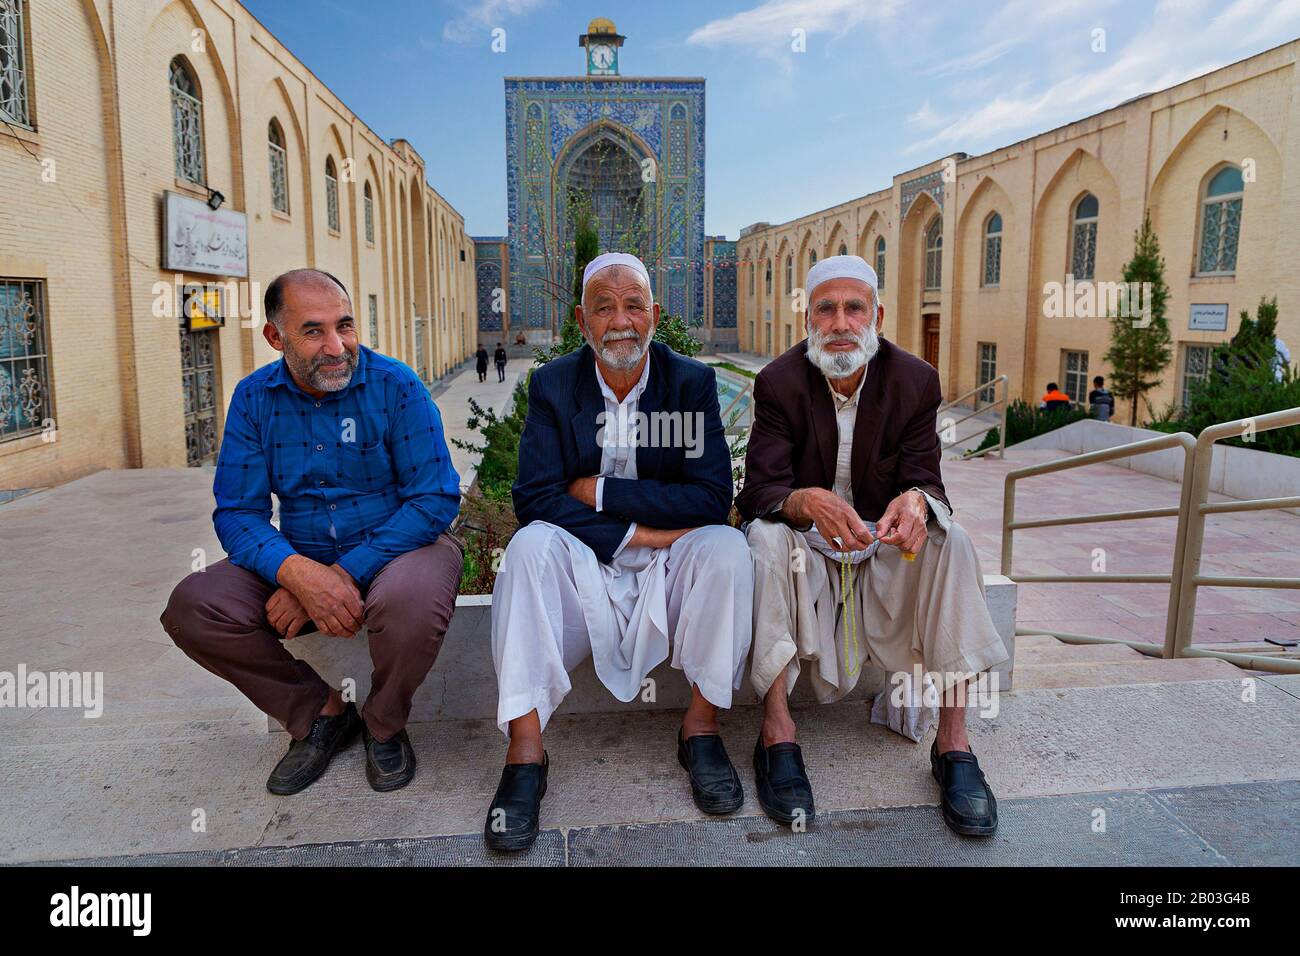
[162,269,463,795]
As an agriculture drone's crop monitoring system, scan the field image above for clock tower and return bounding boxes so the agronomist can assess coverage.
[579,17,624,76]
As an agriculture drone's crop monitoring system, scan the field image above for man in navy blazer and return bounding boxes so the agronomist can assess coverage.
[484,253,754,851]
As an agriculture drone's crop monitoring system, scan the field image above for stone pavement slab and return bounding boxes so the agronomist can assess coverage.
[29,779,1299,867]
[4,677,1300,863]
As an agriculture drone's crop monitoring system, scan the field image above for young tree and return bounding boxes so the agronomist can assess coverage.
[1103,210,1173,425]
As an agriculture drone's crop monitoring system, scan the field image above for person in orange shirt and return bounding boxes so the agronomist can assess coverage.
[1040,382,1072,412]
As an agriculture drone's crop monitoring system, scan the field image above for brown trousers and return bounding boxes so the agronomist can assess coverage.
[160,534,463,740]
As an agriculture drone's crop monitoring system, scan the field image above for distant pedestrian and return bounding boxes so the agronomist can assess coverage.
[1040,382,1072,413]
[1088,375,1114,422]
[494,341,508,383]
[475,344,489,383]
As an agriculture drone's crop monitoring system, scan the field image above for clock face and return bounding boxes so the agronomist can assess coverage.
[590,44,615,70]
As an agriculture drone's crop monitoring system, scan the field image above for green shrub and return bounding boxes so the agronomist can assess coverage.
[974,399,1090,453]
[1149,297,1300,456]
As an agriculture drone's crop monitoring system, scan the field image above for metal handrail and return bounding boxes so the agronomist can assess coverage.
[938,374,1009,459]
[1001,431,1198,654]
[719,377,754,435]
[1000,407,1300,674]
[1169,406,1300,659]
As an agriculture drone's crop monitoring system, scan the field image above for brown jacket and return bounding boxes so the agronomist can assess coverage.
[735,337,951,523]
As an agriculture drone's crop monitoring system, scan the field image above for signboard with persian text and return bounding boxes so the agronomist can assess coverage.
[163,191,248,278]
[1189,302,1229,332]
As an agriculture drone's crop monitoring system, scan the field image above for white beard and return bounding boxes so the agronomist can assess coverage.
[806,323,880,380]
[587,328,650,371]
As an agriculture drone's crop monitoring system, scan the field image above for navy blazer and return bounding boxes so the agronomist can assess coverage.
[512,340,735,564]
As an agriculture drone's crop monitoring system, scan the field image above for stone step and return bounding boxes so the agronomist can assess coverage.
[1012,656,1241,690]
[10,677,1300,864]
[1015,641,1146,664]
[270,576,1019,732]
[1012,632,1065,650]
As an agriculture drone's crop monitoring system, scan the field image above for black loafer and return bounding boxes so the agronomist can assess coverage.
[931,741,998,836]
[363,724,416,792]
[266,702,361,795]
[753,737,815,825]
[677,730,744,815]
[484,753,549,852]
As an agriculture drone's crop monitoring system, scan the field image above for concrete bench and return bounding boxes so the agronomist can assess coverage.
[268,575,1016,732]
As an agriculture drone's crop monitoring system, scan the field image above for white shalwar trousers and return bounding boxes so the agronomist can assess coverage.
[490,521,754,735]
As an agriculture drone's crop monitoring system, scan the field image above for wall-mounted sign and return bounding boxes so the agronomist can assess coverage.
[163,191,248,278]
[183,285,225,331]
[1189,302,1229,332]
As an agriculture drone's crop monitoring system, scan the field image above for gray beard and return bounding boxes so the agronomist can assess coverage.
[806,323,880,380]
[285,347,357,392]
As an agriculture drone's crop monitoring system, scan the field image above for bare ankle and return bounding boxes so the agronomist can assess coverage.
[506,734,544,765]
[761,716,797,747]
[319,689,345,717]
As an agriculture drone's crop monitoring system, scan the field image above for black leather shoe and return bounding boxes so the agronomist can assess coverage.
[266,702,361,795]
[931,741,998,836]
[362,724,416,792]
[753,737,815,825]
[677,730,744,814]
[484,753,548,852]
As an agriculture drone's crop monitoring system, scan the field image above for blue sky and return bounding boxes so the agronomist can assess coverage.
[243,0,1300,238]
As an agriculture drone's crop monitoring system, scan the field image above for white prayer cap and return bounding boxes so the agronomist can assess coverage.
[582,252,652,298]
[806,254,878,301]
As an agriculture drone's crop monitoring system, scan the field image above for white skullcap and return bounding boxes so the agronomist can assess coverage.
[582,252,652,297]
[806,254,878,301]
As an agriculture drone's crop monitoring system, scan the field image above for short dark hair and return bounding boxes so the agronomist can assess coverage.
[1093,375,1104,386]
[264,269,350,329]
[1046,382,1059,391]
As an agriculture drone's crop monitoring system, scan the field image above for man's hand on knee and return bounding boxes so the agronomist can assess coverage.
[630,526,695,549]
[876,489,929,555]
[265,587,311,639]
[276,555,364,637]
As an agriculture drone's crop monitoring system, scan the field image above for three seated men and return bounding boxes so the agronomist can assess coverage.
[162,269,464,795]
[162,255,1006,846]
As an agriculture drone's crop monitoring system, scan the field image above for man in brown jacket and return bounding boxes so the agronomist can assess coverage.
[736,255,1008,837]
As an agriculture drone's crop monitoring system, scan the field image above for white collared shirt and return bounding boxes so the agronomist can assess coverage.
[593,355,651,558]
[826,371,866,505]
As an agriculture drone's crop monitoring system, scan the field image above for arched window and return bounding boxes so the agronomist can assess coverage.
[784,255,792,294]
[924,217,942,290]
[363,181,374,244]
[982,212,1002,287]
[874,236,886,291]
[764,259,772,295]
[170,57,204,184]
[748,258,755,296]
[325,156,339,233]
[1,0,32,125]
[838,242,847,256]
[1197,165,1243,275]
[1070,193,1098,280]
[268,120,288,214]
[809,250,817,268]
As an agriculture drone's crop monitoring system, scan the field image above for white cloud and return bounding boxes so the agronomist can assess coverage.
[925,37,1018,78]
[685,0,908,51]
[442,0,549,46]
[905,0,1300,154]
[907,98,943,128]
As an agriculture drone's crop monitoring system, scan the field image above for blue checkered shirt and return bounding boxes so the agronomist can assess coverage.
[212,346,461,588]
